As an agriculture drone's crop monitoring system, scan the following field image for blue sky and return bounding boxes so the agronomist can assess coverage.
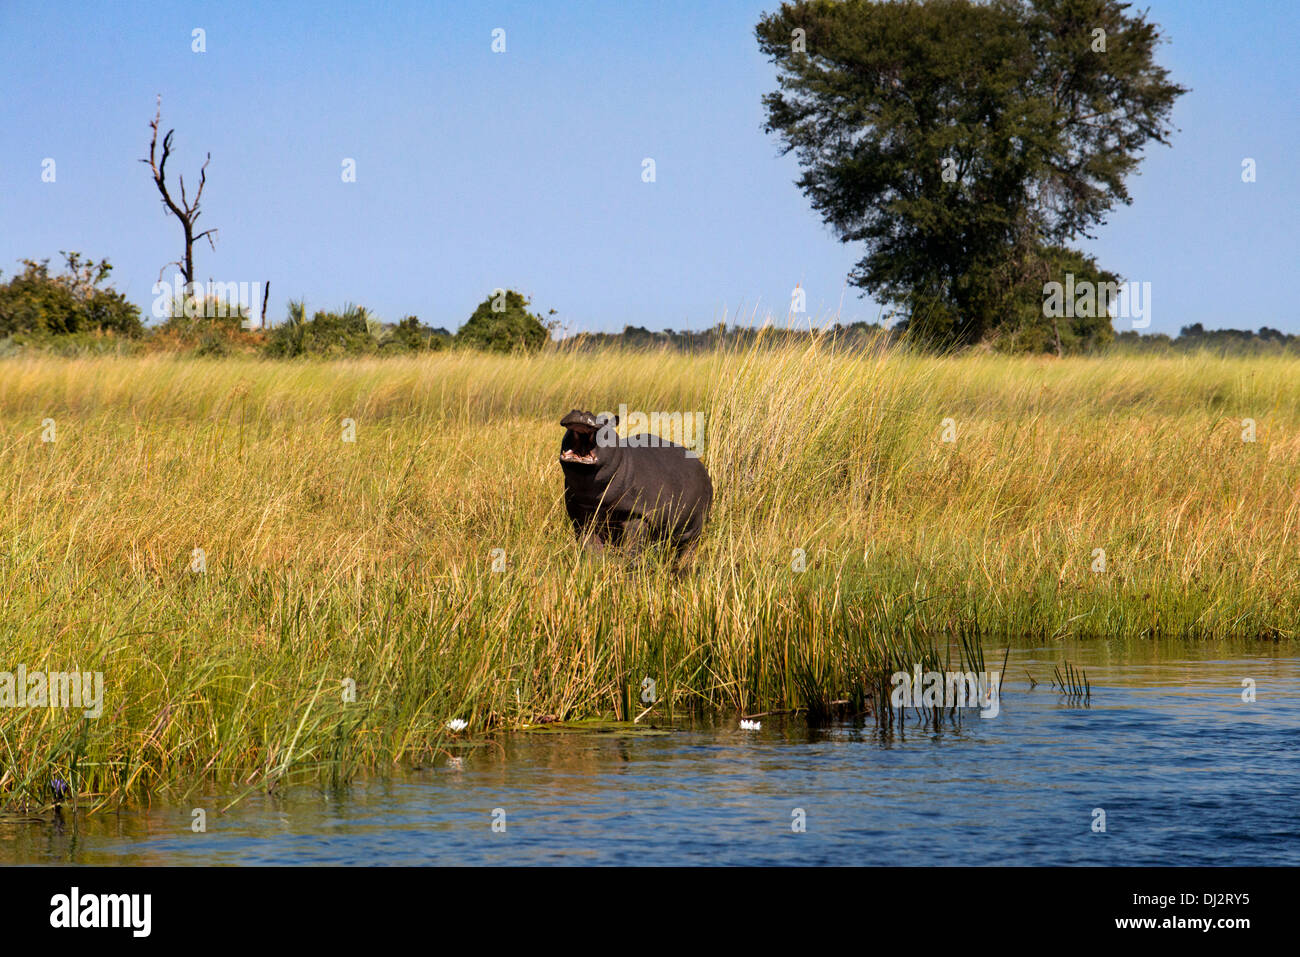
[2,0,1296,335]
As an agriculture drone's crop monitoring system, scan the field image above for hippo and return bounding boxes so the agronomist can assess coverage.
[558,409,712,561]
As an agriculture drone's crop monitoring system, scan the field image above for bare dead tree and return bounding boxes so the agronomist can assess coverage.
[141,95,217,287]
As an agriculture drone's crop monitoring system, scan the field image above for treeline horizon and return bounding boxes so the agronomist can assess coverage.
[570,322,1300,355]
[1,253,1295,358]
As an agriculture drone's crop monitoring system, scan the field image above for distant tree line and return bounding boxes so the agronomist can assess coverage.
[2,254,1294,358]
[565,322,891,352]
[1112,325,1300,355]
[578,323,1300,355]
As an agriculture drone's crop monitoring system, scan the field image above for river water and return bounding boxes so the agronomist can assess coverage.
[4,643,1298,865]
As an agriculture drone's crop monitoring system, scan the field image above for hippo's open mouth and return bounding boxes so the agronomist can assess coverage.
[560,447,599,465]
[560,425,600,465]
[560,409,603,466]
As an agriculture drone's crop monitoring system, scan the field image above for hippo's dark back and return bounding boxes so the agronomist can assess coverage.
[562,440,712,547]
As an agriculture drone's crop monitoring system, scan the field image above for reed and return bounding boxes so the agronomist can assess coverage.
[1051,661,1092,701]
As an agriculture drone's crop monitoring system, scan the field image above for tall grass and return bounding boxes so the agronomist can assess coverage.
[2,338,1298,806]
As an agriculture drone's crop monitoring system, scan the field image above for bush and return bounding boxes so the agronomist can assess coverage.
[0,253,142,339]
[150,295,263,356]
[381,315,451,353]
[455,290,550,353]
[262,304,455,357]
[263,301,378,357]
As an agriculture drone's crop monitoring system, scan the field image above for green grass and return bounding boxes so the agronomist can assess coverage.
[2,339,1298,807]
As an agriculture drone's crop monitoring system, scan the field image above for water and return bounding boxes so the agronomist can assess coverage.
[5,643,1299,865]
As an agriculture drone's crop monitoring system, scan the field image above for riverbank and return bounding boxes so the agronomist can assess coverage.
[6,644,1297,865]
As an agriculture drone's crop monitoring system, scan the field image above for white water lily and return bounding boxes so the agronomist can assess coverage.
[446,718,468,732]
[739,719,761,731]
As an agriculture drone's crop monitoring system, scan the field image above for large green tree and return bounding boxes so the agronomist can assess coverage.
[757,0,1185,349]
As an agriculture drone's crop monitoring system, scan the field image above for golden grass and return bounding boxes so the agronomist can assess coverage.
[1,340,1298,806]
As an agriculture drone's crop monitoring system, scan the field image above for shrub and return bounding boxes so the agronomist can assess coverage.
[0,252,142,339]
[455,290,550,353]
[149,295,263,355]
[381,315,451,353]
[264,301,379,357]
